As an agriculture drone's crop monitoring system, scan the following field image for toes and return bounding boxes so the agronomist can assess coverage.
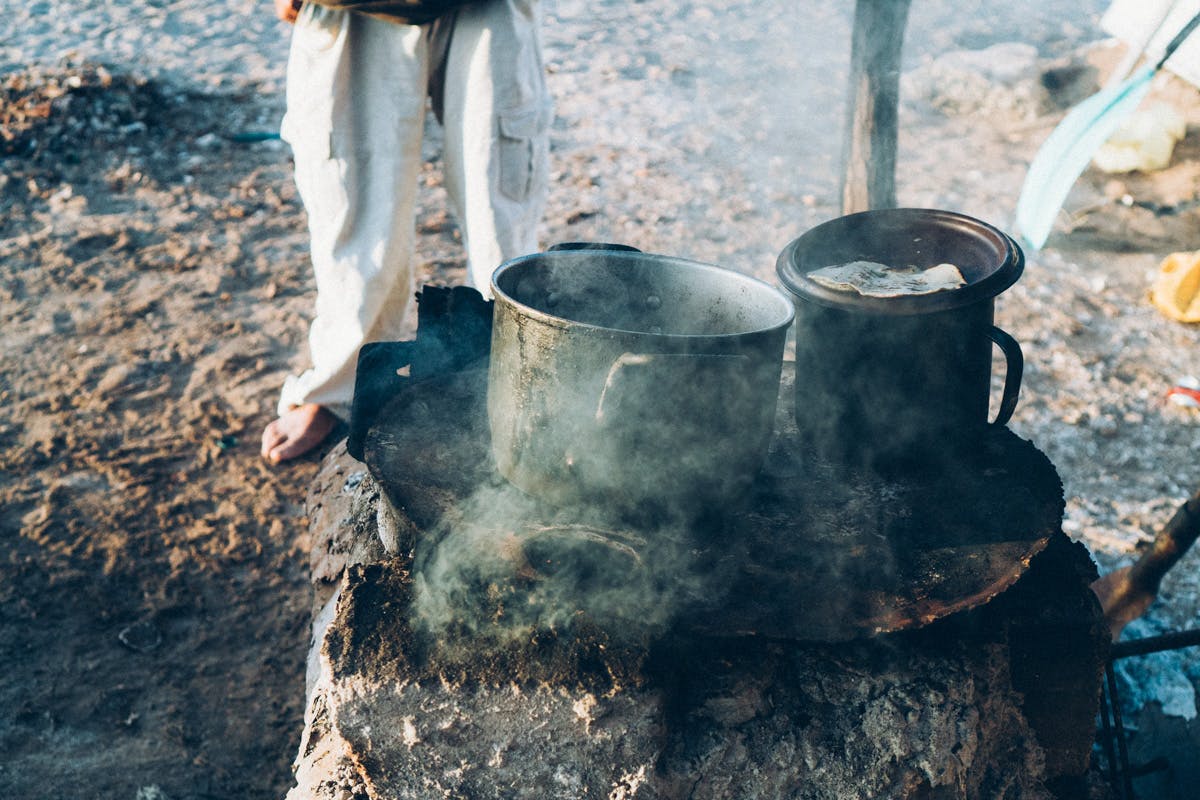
[267,439,301,464]
[261,420,288,460]
[261,406,337,464]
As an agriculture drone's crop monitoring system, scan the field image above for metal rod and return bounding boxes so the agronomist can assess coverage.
[1111,628,1200,659]
[1098,680,1121,793]
[1154,9,1200,71]
[1098,628,1200,795]
[1106,662,1135,800]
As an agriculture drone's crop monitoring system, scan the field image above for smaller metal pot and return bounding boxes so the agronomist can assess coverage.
[488,244,795,514]
[776,209,1024,470]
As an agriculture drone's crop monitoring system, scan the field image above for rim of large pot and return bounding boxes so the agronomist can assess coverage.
[491,249,796,338]
[776,208,1024,316]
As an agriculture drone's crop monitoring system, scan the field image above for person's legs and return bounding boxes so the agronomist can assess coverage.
[441,0,552,293]
[263,5,430,462]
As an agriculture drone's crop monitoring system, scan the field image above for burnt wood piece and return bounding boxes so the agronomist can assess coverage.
[840,0,912,214]
[1127,489,1200,601]
[1092,485,1200,639]
[346,285,493,461]
[362,361,1064,643]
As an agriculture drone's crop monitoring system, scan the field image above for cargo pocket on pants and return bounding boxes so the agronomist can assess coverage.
[292,2,344,52]
[497,105,547,203]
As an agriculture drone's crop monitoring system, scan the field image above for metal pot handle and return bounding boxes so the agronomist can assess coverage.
[547,242,642,253]
[988,326,1023,427]
[594,352,751,424]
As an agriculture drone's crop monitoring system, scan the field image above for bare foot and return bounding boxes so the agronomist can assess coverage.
[261,404,337,464]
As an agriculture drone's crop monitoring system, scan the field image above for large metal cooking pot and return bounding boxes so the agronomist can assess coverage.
[776,209,1024,470]
[488,244,795,514]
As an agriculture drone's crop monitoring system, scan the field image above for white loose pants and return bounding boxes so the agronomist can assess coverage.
[277,0,550,417]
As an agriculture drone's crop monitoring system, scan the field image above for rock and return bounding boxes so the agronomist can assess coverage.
[1116,618,1198,721]
[938,42,1041,86]
[903,42,1048,119]
[305,442,392,613]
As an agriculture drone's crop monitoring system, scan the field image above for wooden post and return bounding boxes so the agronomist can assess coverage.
[840,0,912,214]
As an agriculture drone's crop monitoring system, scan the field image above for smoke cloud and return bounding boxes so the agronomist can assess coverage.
[409,479,731,647]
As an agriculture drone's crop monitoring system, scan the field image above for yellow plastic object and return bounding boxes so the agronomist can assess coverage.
[1093,104,1187,174]
[1151,250,1200,322]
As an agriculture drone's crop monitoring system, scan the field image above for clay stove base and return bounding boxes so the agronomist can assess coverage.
[296,570,1042,799]
[293,473,1107,800]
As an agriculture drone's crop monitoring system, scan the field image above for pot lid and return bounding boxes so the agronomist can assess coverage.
[776,208,1024,315]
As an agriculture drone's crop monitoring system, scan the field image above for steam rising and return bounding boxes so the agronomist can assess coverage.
[411,481,723,645]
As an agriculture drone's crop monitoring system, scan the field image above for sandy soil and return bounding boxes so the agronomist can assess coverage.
[3,1,1200,798]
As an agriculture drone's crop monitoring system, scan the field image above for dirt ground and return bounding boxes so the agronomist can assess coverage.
[3,1,1200,798]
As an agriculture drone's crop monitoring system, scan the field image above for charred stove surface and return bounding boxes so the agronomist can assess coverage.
[363,361,1062,642]
[324,561,650,692]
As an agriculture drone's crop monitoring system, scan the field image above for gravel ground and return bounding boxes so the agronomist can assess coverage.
[4,0,1200,797]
